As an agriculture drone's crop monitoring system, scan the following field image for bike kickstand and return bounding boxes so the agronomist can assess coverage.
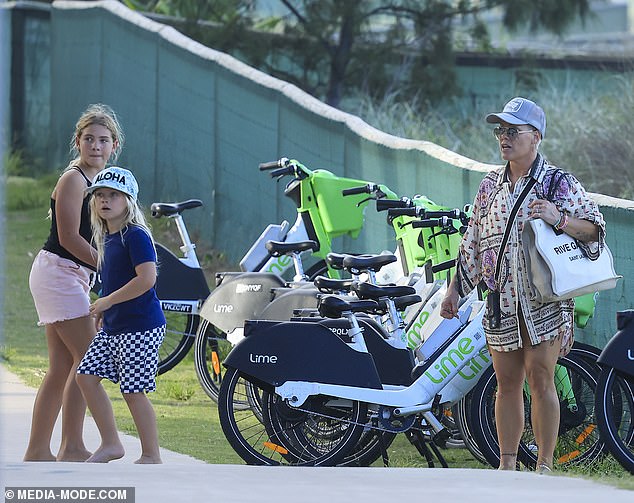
[406,431,435,468]
[428,440,449,468]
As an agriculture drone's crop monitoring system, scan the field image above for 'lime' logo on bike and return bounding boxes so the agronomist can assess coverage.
[265,254,292,274]
[406,310,431,347]
[456,347,491,380]
[249,353,278,364]
[235,284,263,293]
[423,336,476,384]
[213,304,234,313]
[161,302,192,313]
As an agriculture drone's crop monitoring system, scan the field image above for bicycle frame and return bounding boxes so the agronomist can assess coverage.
[250,159,398,278]
[154,210,210,317]
[390,195,466,280]
[223,296,487,416]
[198,159,397,335]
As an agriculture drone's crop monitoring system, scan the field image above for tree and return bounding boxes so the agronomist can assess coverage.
[274,0,592,107]
[122,0,593,108]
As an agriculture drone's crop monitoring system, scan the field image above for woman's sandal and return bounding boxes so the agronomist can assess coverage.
[536,463,553,475]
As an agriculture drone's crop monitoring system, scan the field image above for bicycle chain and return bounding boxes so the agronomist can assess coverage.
[280,401,434,435]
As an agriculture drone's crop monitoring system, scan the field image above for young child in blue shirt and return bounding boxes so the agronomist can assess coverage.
[77,167,166,464]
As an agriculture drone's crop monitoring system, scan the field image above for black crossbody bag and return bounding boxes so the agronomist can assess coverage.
[487,177,537,328]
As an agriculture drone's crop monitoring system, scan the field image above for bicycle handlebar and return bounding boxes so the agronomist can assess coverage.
[431,259,456,273]
[387,207,418,217]
[411,217,450,228]
[259,157,289,171]
[425,209,462,219]
[388,207,464,219]
[269,166,295,177]
[376,199,411,211]
[342,184,375,196]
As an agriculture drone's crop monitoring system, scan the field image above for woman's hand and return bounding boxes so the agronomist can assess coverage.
[528,199,559,226]
[440,280,460,319]
[528,199,599,243]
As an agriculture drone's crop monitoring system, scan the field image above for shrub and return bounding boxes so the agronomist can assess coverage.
[345,74,634,200]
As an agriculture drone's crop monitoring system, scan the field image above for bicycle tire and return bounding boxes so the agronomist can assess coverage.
[452,394,488,465]
[469,353,604,470]
[595,367,634,474]
[218,368,367,466]
[157,311,198,374]
[337,428,397,467]
[194,318,236,403]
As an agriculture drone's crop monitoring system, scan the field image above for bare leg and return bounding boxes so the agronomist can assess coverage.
[523,331,561,472]
[123,393,162,464]
[56,316,95,461]
[76,374,124,463]
[23,326,71,461]
[490,347,526,470]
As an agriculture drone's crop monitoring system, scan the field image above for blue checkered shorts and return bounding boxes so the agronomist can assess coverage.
[77,325,165,393]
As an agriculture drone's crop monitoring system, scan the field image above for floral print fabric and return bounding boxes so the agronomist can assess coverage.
[456,154,605,355]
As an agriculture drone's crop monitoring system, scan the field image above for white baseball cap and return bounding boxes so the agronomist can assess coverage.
[86,166,139,201]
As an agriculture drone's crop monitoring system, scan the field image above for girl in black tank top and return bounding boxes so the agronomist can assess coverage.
[25,103,124,462]
[42,166,95,270]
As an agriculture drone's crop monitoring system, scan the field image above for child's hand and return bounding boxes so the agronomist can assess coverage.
[90,296,112,330]
[92,311,103,331]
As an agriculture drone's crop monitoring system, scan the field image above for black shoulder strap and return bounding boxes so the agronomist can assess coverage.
[546,168,568,202]
[494,177,537,286]
[72,166,92,186]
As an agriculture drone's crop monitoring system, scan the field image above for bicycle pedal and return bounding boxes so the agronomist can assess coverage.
[432,428,451,448]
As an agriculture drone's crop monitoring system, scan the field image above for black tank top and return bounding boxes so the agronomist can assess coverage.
[42,167,96,271]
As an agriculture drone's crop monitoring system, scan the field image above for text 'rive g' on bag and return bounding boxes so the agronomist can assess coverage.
[523,217,621,303]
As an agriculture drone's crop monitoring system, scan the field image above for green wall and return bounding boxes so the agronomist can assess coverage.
[5,0,633,347]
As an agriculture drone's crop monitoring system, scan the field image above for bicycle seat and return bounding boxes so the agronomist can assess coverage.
[343,253,397,272]
[313,276,354,293]
[151,199,203,218]
[352,281,415,300]
[265,240,318,256]
[326,252,347,270]
[318,295,379,319]
[392,294,422,310]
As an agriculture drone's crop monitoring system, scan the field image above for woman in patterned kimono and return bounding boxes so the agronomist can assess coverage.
[440,97,605,473]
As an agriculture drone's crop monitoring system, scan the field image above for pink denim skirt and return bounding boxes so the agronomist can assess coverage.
[29,250,93,325]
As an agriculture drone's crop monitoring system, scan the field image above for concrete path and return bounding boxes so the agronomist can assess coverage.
[1,365,632,503]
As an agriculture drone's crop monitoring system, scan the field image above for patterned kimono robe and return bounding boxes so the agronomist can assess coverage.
[455,154,605,356]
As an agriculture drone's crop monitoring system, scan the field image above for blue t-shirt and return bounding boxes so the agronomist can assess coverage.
[100,225,166,335]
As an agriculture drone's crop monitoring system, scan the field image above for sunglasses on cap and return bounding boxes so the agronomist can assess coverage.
[493,126,537,140]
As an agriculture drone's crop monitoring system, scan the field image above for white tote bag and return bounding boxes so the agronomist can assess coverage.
[523,219,621,303]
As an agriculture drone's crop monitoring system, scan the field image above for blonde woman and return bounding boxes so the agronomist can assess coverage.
[26,104,125,461]
[77,167,165,464]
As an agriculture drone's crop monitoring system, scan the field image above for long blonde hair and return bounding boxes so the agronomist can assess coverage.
[66,103,125,172]
[89,193,155,271]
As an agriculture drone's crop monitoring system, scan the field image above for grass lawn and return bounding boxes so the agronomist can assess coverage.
[2,176,632,489]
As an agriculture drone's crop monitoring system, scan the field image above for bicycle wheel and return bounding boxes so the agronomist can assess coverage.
[595,367,634,474]
[157,310,197,374]
[194,318,236,403]
[452,394,488,465]
[469,353,603,470]
[262,389,368,466]
[218,368,367,466]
